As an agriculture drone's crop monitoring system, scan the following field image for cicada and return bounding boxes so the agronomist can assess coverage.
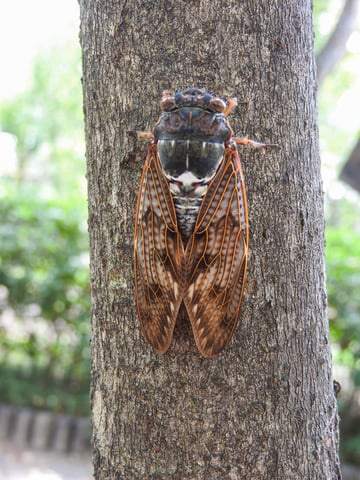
[134,88,268,358]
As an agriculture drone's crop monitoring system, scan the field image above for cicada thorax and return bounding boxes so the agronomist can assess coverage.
[134,88,250,358]
[154,88,233,243]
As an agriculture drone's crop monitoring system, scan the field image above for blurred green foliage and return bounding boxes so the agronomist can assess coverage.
[314,0,333,51]
[0,43,84,191]
[314,0,360,466]
[327,208,360,370]
[326,197,360,464]
[0,43,90,415]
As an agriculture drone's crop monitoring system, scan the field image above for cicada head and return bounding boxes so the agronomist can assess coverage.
[155,88,231,142]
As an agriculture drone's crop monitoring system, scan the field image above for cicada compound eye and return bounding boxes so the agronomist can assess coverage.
[209,97,226,113]
[160,90,175,111]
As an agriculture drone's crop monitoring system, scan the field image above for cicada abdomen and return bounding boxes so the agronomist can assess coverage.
[134,88,266,358]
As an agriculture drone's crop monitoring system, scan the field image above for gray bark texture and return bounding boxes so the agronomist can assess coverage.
[79,0,341,478]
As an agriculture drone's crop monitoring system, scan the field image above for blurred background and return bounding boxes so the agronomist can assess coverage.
[0,0,89,416]
[0,1,91,477]
[0,0,359,476]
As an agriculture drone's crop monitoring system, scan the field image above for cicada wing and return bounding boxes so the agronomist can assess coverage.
[184,148,248,358]
[134,145,183,354]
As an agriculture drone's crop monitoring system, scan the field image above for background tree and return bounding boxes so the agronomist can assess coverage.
[80,1,341,479]
[316,0,359,86]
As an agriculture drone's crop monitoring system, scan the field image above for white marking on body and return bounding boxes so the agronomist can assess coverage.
[170,183,181,195]
[175,171,201,185]
[188,284,195,300]
[173,282,179,297]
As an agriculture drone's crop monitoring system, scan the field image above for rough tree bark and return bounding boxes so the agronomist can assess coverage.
[79,0,341,478]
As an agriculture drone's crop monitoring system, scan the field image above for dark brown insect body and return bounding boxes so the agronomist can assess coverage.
[134,88,266,358]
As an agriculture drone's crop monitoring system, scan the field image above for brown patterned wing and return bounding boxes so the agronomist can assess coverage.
[184,148,248,358]
[134,144,184,354]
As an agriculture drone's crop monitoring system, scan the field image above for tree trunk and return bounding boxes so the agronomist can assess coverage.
[79,1,341,478]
